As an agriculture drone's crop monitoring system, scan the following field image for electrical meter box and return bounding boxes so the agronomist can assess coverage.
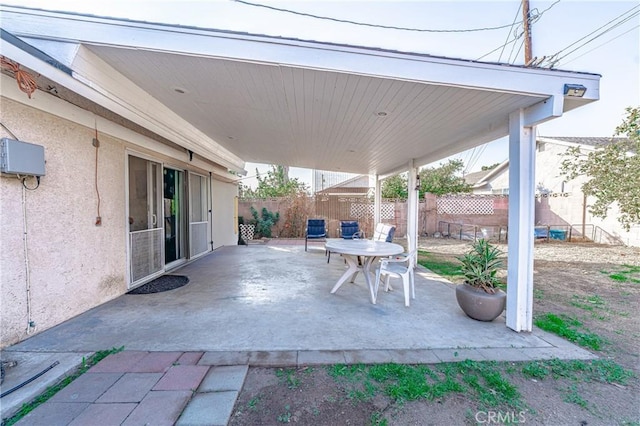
[1,138,46,176]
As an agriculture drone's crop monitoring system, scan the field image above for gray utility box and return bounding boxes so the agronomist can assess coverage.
[1,138,46,176]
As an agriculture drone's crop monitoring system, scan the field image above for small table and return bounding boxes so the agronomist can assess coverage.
[325,239,404,304]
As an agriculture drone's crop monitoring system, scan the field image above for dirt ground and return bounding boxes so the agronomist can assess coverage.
[229,239,640,426]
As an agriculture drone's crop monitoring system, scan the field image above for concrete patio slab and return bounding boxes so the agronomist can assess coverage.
[2,243,597,424]
[4,245,557,356]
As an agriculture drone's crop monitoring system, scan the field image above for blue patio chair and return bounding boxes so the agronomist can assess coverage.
[305,219,327,251]
[340,221,364,239]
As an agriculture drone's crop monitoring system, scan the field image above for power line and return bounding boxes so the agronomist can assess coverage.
[476,0,561,62]
[561,24,640,66]
[233,0,554,33]
[498,2,523,62]
[542,5,640,67]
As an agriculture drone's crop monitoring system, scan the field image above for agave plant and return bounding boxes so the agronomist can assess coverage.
[457,239,504,293]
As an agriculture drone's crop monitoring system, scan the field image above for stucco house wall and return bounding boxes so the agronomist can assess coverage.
[1,96,127,347]
[1,91,240,348]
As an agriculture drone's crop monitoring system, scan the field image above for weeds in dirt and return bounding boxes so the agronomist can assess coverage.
[601,264,640,284]
[2,346,124,426]
[370,411,388,426]
[563,384,588,408]
[534,313,606,350]
[275,368,301,389]
[328,361,523,413]
[521,359,634,385]
[276,404,292,423]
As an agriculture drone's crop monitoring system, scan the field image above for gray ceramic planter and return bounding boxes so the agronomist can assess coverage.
[455,283,506,322]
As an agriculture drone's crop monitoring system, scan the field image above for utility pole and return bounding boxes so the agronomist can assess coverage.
[522,0,533,65]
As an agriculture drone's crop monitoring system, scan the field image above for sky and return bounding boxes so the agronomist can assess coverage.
[4,0,638,186]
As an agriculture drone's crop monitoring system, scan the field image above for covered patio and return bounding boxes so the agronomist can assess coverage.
[6,243,593,363]
[0,5,600,339]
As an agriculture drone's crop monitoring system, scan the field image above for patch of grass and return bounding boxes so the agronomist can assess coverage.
[534,313,606,351]
[370,411,388,426]
[533,288,545,300]
[417,251,464,281]
[607,264,640,283]
[609,273,628,282]
[327,363,367,382]
[563,384,588,408]
[521,359,634,385]
[3,346,124,426]
[275,368,301,389]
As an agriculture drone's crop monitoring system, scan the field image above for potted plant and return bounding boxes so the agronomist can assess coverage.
[455,239,506,321]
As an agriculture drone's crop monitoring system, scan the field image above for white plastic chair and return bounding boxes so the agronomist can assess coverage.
[375,249,416,307]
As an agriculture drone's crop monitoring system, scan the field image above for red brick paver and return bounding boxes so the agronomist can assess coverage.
[89,351,149,373]
[121,390,191,426]
[153,365,209,391]
[176,351,204,365]
[128,352,182,373]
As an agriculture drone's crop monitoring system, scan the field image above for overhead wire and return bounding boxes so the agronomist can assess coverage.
[543,5,640,67]
[498,2,523,62]
[561,24,640,66]
[233,0,554,33]
[476,0,561,61]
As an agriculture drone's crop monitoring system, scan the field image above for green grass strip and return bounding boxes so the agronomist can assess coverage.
[3,346,124,426]
[534,313,606,351]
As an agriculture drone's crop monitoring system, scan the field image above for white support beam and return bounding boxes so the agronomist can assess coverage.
[506,110,536,332]
[406,160,419,262]
[523,95,563,127]
[374,175,381,226]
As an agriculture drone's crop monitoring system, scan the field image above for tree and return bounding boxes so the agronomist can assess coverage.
[381,159,471,198]
[481,162,500,171]
[381,173,408,198]
[560,106,640,231]
[418,159,471,197]
[241,165,308,198]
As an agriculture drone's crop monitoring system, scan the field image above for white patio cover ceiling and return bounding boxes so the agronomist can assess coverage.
[1,6,600,176]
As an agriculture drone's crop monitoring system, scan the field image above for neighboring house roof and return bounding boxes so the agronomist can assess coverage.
[317,175,371,195]
[465,160,509,190]
[538,136,629,148]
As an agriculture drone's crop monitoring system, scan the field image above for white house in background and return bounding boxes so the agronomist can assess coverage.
[465,137,639,247]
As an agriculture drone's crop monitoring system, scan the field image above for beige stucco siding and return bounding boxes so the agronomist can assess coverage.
[1,97,126,347]
[1,93,241,348]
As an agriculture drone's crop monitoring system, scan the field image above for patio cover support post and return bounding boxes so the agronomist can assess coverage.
[374,174,381,226]
[506,109,536,332]
[407,160,419,264]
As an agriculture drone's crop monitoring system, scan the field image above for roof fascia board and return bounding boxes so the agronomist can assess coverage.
[1,74,236,182]
[0,36,245,173]
[2,7,600,100]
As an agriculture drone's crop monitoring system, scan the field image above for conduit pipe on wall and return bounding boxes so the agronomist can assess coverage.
[22,182,36,335]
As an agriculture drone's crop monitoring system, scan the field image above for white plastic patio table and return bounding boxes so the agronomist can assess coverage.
[325,239,404,304]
